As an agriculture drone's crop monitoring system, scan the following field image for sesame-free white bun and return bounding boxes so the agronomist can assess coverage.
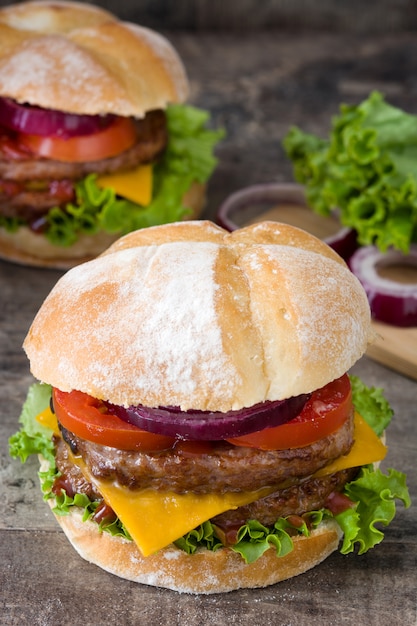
[0,1,189,116]
[24,220,373,410]
[49,499,342,594]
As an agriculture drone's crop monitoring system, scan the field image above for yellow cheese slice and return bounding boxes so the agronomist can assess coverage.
[41,408,387,556]
[95,163,153,205]
[36,407,60,435]
[89,483,276,557]
[313,412,387,478]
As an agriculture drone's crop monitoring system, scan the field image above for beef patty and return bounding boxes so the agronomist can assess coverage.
[57,409,355,495]
[53,410,357,528]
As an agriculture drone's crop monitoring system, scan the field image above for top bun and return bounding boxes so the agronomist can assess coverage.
[24,221,373,411]
[0,1,189,116]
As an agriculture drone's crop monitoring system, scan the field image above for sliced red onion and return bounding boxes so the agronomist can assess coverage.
[349,245,417,327]
[106,394,310,440]
[0,97,114,138]
[327,226,358,262]
[216,183,358,262]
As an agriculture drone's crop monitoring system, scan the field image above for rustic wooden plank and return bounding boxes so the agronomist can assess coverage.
[1,530,415,626]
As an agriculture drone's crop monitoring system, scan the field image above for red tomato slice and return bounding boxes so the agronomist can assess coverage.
[52,388,176,451]
[226,374,352,450]
[18,116,137,163]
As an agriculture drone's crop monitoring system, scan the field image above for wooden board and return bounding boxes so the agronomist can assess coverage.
[367,321,417,381]
[238,198,417,381]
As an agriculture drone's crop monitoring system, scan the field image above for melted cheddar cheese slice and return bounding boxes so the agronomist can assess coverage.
[39,409,387,557]
[86,483,277,557]
[96,163,153,205]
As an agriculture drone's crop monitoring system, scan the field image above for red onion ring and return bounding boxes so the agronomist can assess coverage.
[216,183,358,262]
[349,245,417,327]
[106,393,310,440]
[0,97,114,138]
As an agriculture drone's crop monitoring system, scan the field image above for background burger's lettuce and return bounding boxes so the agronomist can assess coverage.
[1,104,224,246]
[283,91,417,253]
[9,379,410,564]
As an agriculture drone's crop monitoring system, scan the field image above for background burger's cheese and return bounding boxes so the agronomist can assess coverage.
[96,163,153,206]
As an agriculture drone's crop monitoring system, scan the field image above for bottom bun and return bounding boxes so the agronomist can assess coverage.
[48,502,342,594]
[0,182,206,270]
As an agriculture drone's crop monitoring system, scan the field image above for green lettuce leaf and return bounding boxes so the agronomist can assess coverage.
[174,520,223,554]
[2,104,224,246]
[9,383,55,465]
[336,466,411,554]
[283,91,417,252]
[349,374,393,436]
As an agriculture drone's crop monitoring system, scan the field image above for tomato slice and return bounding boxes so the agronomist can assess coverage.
[52,388,176,451]
[18,116,137,163]
[52,375,352,452]
[226,374,352,450]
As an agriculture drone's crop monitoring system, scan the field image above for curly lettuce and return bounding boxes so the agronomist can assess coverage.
[336,466,410,554]
[9,378,411,563]
[283,91,417,253]
[1,104,224,246]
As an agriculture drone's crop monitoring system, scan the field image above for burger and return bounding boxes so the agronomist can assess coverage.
[0,1,223,268]
[9,220,410,593]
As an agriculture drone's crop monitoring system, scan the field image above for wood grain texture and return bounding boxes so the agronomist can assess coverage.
[1,25,416,626]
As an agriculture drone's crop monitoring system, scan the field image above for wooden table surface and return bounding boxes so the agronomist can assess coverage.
[1,29,416,626]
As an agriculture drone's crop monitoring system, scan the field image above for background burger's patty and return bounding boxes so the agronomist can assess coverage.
[0,188,75,220]
[0,109,167,183]
[58,410,354,494]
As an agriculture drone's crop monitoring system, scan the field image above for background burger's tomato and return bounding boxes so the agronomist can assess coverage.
[226,374,352,450]
[18,116,137,163]
[0,127,32,159]
[52,388,176,451]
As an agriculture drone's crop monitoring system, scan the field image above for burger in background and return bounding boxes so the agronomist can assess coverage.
[0,1,223,268]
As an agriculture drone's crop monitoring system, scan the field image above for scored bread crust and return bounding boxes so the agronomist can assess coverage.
[0,1,189,116]
[0,182,206,269]
[48,500,343,594]
[24,220,373,409]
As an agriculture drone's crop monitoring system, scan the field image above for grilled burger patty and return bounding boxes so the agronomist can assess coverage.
[53,410,357,528]
[211,467,358,528]
[56,409,354,495]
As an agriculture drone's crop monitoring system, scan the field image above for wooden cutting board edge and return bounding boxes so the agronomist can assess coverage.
[366,321,417,381]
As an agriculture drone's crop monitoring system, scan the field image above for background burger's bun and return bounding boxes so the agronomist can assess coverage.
[46,494,343,594]
[0,1,189,116]
[0,182,206,269]
[24,220,373,410]
[0,0,115,33]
